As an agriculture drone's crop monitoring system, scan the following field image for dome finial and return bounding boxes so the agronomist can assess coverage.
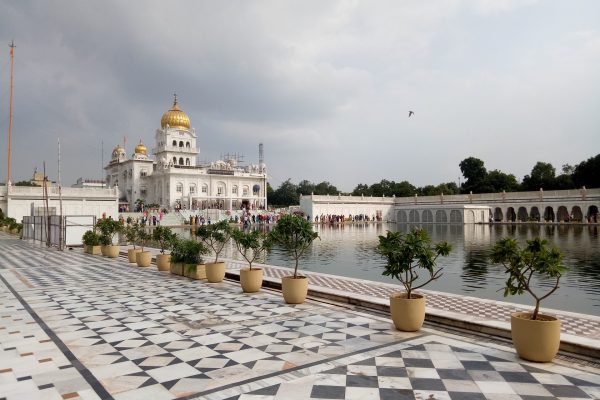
[173,92,178,106]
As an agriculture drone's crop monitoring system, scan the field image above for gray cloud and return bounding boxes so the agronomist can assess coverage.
[0,0,598,191]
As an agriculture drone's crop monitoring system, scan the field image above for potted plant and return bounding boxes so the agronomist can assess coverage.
[231,228,271,293]
[181,239,209,279]
[170,237,185,275]
[124,223,141,263]
[96,218,123,258]
[153,226,176,271]
[197,220,232,283]
[268,214,319,304]
[82,230,101,255]
[135,226,153,267]
[377,228,451,331]
[490,237,567,362]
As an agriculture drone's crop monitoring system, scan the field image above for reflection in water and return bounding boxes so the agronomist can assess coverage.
[175,222,600,316]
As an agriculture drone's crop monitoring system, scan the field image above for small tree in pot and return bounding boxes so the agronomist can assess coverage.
[153,226,176,271]
[490,237,567,362]
[268,214,319,304]
[82,230,101,254]
[124,223,141,263]
[377,228,451,331]
[231,228,272,293]
[135,226,153,267]
[96,218,123,258]
[197,220,232,283]
[179,239,209,279]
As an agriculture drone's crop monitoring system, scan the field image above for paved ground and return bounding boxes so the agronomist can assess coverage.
[1,234,600,399]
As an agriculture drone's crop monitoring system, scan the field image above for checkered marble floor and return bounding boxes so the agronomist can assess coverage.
[1,234,600,400]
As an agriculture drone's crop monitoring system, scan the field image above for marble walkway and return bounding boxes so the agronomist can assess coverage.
[0,234,599,399]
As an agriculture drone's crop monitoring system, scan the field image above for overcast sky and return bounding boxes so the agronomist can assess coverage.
[0,0,599,191]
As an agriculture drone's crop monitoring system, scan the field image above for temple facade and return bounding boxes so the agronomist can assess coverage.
[104,97,267,211]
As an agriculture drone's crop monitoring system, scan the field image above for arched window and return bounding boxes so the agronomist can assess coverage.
[201,184,208,194]
[179,157,184,165]
[186,142,190,148]
[172,140,177,147]
[185,158,190,166]
[172,157,177,164]
[189,184,196,195]
[232,185,238,195]
[179,141,184,148]
[176,183,183,193]
[242,186,249,196]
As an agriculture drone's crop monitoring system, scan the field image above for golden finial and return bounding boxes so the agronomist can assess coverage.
[173,92,178,106]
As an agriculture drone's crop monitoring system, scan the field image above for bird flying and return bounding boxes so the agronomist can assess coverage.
[408,111,414,117]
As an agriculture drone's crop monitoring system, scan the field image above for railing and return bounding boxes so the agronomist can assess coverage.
[153,146,198,154]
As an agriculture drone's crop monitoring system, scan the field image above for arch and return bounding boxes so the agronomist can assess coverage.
[466,210,475,224]
[189,184,196,195]
[517,207,528,222]
[186,141,190,148]
[408,210,420,223]
[178,157,184,165]
[435,210,447,223]
[217,181,226,196]
[176,182,183,193]
[185,158,190,166]
[543,206,555,222]
[506,207,516,222]
[172,157,177,164]
[450,210,462,223]
[571,206,583,222]
[530,207,540,222]
[242,185,249,196]
[172,140,177,147]
[494,207,503,222]
[588,205,599,223]
[397,210,408,223]
[201,184,208,194]
[557,206,569,222]
[422,210,433,223]
[179,141,184,148]
[232,185,238,195]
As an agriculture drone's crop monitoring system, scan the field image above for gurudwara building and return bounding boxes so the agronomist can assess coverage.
[105,97,267,211]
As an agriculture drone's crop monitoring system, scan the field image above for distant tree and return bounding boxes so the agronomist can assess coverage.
[459,157,487,193]
[297,180,315,195]
[573,153,600,189]
[561,164,575,175]
[273,179,299,206]
[485,170,519,192]
[314,181,338,195]
[418,182,459,196]
[391,181,416,197]
[14,180,39,187]
[352,183,371,196]
[522,162,556,190]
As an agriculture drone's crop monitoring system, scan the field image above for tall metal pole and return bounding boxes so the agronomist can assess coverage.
[101,140,104,187]
[7,41,15,186]
[58,138,64,250]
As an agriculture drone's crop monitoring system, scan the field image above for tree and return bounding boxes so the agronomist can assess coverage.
[297,180,315,195]
[272,179,299,206]
[573,153,600,189]
[352,183,371,196]
[522,162,556,190]
[14,180,39,187]
[485,170,519,192]
[459,157,487,193]
[314,181,338,195]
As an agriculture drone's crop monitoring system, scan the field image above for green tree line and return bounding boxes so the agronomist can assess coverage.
[268,153,600,207]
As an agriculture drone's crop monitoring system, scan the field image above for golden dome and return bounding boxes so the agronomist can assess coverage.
[161,94,190,129]
[112,145,125,159]
[134,141,147,155]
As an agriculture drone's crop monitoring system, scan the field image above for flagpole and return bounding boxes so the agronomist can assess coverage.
[7,40,15,186]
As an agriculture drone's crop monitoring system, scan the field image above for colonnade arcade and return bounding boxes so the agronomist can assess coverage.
[492,204,599,223]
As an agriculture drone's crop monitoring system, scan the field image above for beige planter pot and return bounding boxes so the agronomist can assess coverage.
[511,312,561,362]
[156,254,171,271]
[136,251,152,267]
[101,245,108,256]
[389,292,426,332]
[282,276,309,304]
[83,245,90,254]
[206,262,226,283]
[105,245,120,258]
[185,264,206,280]
[240,268,263,293]
[128,248,142,263]
[90,245,102,255]
[170,262,183,276]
